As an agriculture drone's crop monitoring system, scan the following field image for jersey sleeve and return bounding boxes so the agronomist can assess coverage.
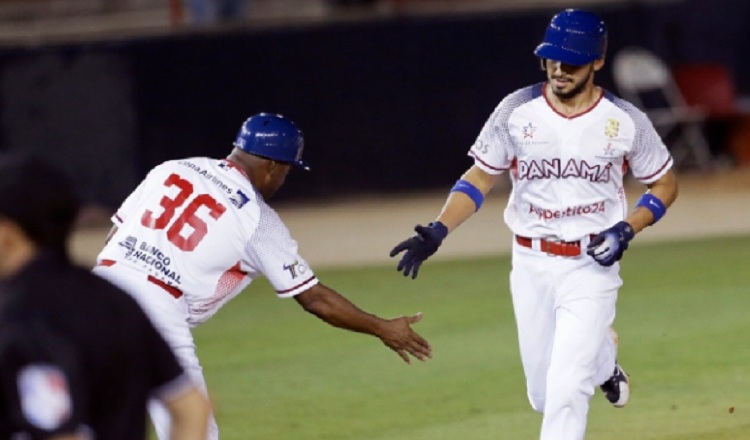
[0,322,86,438]
[618,100,674,184]
[246,204,318,298]
[468,87,532,174]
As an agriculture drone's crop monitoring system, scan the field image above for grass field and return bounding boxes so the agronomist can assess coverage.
[191,234,750,440]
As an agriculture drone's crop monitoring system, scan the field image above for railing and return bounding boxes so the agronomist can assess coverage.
[0,0,636,46]
[0,0,168,18]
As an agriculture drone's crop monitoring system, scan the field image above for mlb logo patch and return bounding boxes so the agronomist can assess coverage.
[17,364,73,430]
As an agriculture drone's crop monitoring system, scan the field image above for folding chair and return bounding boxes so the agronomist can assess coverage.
[673,62,750,166]
[611,46,715,171]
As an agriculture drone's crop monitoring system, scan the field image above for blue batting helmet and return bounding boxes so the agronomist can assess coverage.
[234,113,309,170]
[534,9,607,66]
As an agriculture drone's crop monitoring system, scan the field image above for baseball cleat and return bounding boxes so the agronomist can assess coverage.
[600,363,630,408]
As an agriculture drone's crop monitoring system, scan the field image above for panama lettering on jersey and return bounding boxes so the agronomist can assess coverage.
[516,158,613,182]
[96,157,318,325]
[469,83,672,240]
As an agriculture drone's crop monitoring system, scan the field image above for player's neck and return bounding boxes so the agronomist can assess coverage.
[546,84,602,117]
[226,151,253,180]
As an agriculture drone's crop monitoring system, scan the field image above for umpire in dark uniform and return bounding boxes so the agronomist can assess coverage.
[0,154,210,439]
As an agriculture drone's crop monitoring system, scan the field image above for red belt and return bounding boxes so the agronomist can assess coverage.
[515,236,591,257]
[98,259,183,299]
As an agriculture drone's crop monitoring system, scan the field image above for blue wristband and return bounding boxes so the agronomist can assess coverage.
[635,193,667,224]
[450,179,484,211]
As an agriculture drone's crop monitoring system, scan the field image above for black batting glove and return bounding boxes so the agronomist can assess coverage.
[389,221,448,279]
[586,221,635,267]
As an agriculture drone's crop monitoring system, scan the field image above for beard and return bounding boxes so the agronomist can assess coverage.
[550,66,594,100]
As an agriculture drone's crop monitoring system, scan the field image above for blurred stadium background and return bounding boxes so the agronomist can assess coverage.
[3,0,739,266]
[1,0,748,215]
[3,2,750,438]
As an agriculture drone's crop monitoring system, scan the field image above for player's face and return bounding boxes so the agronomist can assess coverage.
[545,59,600,100]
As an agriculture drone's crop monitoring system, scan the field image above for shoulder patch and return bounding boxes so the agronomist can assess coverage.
[229,189,251,208]
[18,364,73,430]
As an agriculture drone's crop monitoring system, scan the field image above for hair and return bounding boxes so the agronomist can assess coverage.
[0,153,80,253]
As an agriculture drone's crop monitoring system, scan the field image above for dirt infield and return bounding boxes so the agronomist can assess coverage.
[70,167,750,270]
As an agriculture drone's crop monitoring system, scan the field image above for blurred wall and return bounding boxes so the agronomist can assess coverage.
[0,0,748,206]
[0,48,137,207]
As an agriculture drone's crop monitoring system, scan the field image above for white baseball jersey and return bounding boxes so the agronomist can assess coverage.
[469,82,673,240]
[96,157,318,326]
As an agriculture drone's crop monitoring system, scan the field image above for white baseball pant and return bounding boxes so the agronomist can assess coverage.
[93,264,219,440]
[510,239,621,440]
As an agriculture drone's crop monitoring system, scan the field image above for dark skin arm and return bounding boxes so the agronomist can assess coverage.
[106,223,432,364]
[294,283,432,364]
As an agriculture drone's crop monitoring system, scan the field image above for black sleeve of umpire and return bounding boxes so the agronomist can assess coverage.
[132,307,195,402]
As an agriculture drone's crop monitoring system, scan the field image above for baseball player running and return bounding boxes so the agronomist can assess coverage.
[390,9,678,440]
[93,113,432,440]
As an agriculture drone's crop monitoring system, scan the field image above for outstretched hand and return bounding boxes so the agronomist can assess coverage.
[378,312,432,364]
[389,222,448,279]
[586,221,635,266]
